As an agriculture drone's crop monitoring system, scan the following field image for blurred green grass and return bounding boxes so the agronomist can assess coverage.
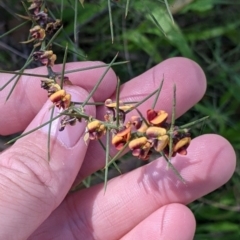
[1,0,240,238]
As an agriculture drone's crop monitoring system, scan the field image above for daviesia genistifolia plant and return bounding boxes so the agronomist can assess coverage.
[1,0,207,188]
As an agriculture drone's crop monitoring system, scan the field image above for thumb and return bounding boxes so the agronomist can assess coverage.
[0,86,95,240]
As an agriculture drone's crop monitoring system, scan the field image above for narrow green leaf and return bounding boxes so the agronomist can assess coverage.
[152,77,164,109]
[57,61,128,75]
[98,140,121,175]
[60,0,64,20]
[21,1,37,25]
[148,10,166,37]
[0,21,29,39]
[161,152,185,183]
[81,176,91,188]
[60,43,68,89]
[47,107,55,162]
[104,128,110,193]
[81,53,119,107]
[145,6,195,59]
[135,108,149,127]
[125,0,130,18]
[5,50,34,101]
[0,70,47,78]
[115,77,121,127]
[164,0,174,24]
[108,0,114,43]
[168,84,176,159]
[45,25,63,49]
[125,89,159,114]
[123,30,162,63]
[53,42,86,59]
[106,142,129,168]
[74,0,78,43]
[6,112,64,145]
[179,116,209,129]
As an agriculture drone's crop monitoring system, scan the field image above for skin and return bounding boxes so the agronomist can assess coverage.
[0,57,236,240]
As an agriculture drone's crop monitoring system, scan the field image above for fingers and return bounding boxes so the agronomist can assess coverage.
[79,57,207,179]
[29,134,236,239]
[0,61,116,135]
[0,86,95,239]
[122,204,196,240]
[115,57,206,118]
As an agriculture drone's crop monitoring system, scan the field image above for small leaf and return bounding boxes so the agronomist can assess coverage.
[164,0,174,25]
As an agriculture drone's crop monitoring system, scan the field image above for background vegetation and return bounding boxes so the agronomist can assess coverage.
[0,0,240,239]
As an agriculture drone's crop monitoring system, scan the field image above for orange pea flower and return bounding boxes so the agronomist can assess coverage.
[49,89,71,109]
[28,0,42,14]
[164,136,191,157]
[33,50,56,67]
[112,123,131,150]
[41,78,61,96]
[104,99,134,123]
[45,19,62,35]
[30,25,46,41]
[173,137,191,155]
[129,137,152,160]
[147,109,168,126]
[86,120,106,140]
[146,126,169,152]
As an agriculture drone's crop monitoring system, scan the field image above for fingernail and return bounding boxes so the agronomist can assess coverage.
[41,89,86,148]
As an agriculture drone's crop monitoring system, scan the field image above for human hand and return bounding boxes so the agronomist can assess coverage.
[0,57,236,240]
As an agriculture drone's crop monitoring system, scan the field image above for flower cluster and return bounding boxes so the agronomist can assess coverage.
[41,78,71,108]
[23,2,192,162]
[85,99,191,160]
[25,0,62,66]
[40,77,81,131]
[25,1,83,131]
